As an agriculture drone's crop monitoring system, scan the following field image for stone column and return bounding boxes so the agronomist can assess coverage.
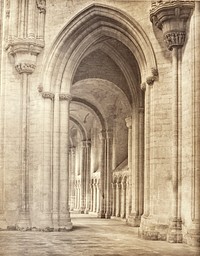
[138,108,144,218]
[97,182,100,214]
[36,0,46,40]
[125,117,132,217]
[98,130,106,218]
[40,91,54,229]
[90,183,93,212]
[188,2,200,246]
[16,67,34,229]
[85,140,91,214]
[52,93,60,229]
[121,180,126,219]
[93,182,96,212]
[105,130,113,219]
[80,141,87,213]
[59,93,72,230]
[141,82,150,218]
[69,147,76,211]
[9,0,18,38]
[150,0,194,243]
[116,181,121,217]
[111,182,116,217]
[28,1,36,38]
[127,109,140,227]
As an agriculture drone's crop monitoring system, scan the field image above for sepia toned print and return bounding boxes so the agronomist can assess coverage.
[0,0,199,255]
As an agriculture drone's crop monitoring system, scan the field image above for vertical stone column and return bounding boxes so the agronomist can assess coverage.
[40,91,54,229]
[98,130,106,218]
[69,147,76,211]
[90,183,93,212]
[138,107,144,218]
[28,1,36,38]
[188,2,200,246]
[141,82,150,218]
[121,180,126,219]
[127,110,140,227]
[116,181,121,217]
[80,140,87,213]
[111,182,116,217]
[105,130,113,219]
[97,182,100,214]
[125,117,132,217]
[93,181,96,212]
[9,0,18,38]
[59,93,72,230]
[85,140,91,214]
[150,0,194,243]
[16,66,35,229]
[36,0,46,40]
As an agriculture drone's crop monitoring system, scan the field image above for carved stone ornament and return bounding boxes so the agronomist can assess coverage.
[42,91,54,100]
[15,63,36,74]
[59,93,72,101]
[36,0,46,14]
[150,0,194,50]
[146,67,159,86]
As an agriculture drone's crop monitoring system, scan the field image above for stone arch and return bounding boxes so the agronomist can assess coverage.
[41,3,157,98]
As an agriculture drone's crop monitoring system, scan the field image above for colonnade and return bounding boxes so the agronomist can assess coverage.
[112,176,129,219]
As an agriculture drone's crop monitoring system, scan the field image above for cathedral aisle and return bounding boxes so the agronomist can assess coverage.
[0,214,199,256]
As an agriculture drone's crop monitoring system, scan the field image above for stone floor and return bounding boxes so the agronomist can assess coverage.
[0,214,199,256]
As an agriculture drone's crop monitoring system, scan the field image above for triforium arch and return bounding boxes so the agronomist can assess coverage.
[39,3,157,229]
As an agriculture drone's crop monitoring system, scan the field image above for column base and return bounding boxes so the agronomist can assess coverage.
[105,211,111,219]
[167,218,182,243]
[139,214,168,241]
[84,208,90,214]
[186,222,200,247]
[59,213,73,231]
[80,207,85,214]
[39,212,53,231]
[98,211,105,218]
[127,213,141,227]
[0,213,7,230]
[17,211,31,231]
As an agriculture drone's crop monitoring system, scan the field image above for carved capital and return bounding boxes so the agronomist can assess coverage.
[150,0,194,50]
[42,91,54,100]
[36,0,46,14]
[59,93,72,101]
[6,38,44,74]
[164,31,186,50]
[15,62,36,74]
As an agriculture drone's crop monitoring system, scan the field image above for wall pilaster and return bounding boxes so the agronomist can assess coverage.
[149,0,194,243]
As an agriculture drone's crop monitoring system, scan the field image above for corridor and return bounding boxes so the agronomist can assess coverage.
[0,214,199,256]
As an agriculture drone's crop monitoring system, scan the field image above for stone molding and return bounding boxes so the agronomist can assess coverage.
[42,91,54,100]
[59,93,72,101]
[150,0,194,50]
